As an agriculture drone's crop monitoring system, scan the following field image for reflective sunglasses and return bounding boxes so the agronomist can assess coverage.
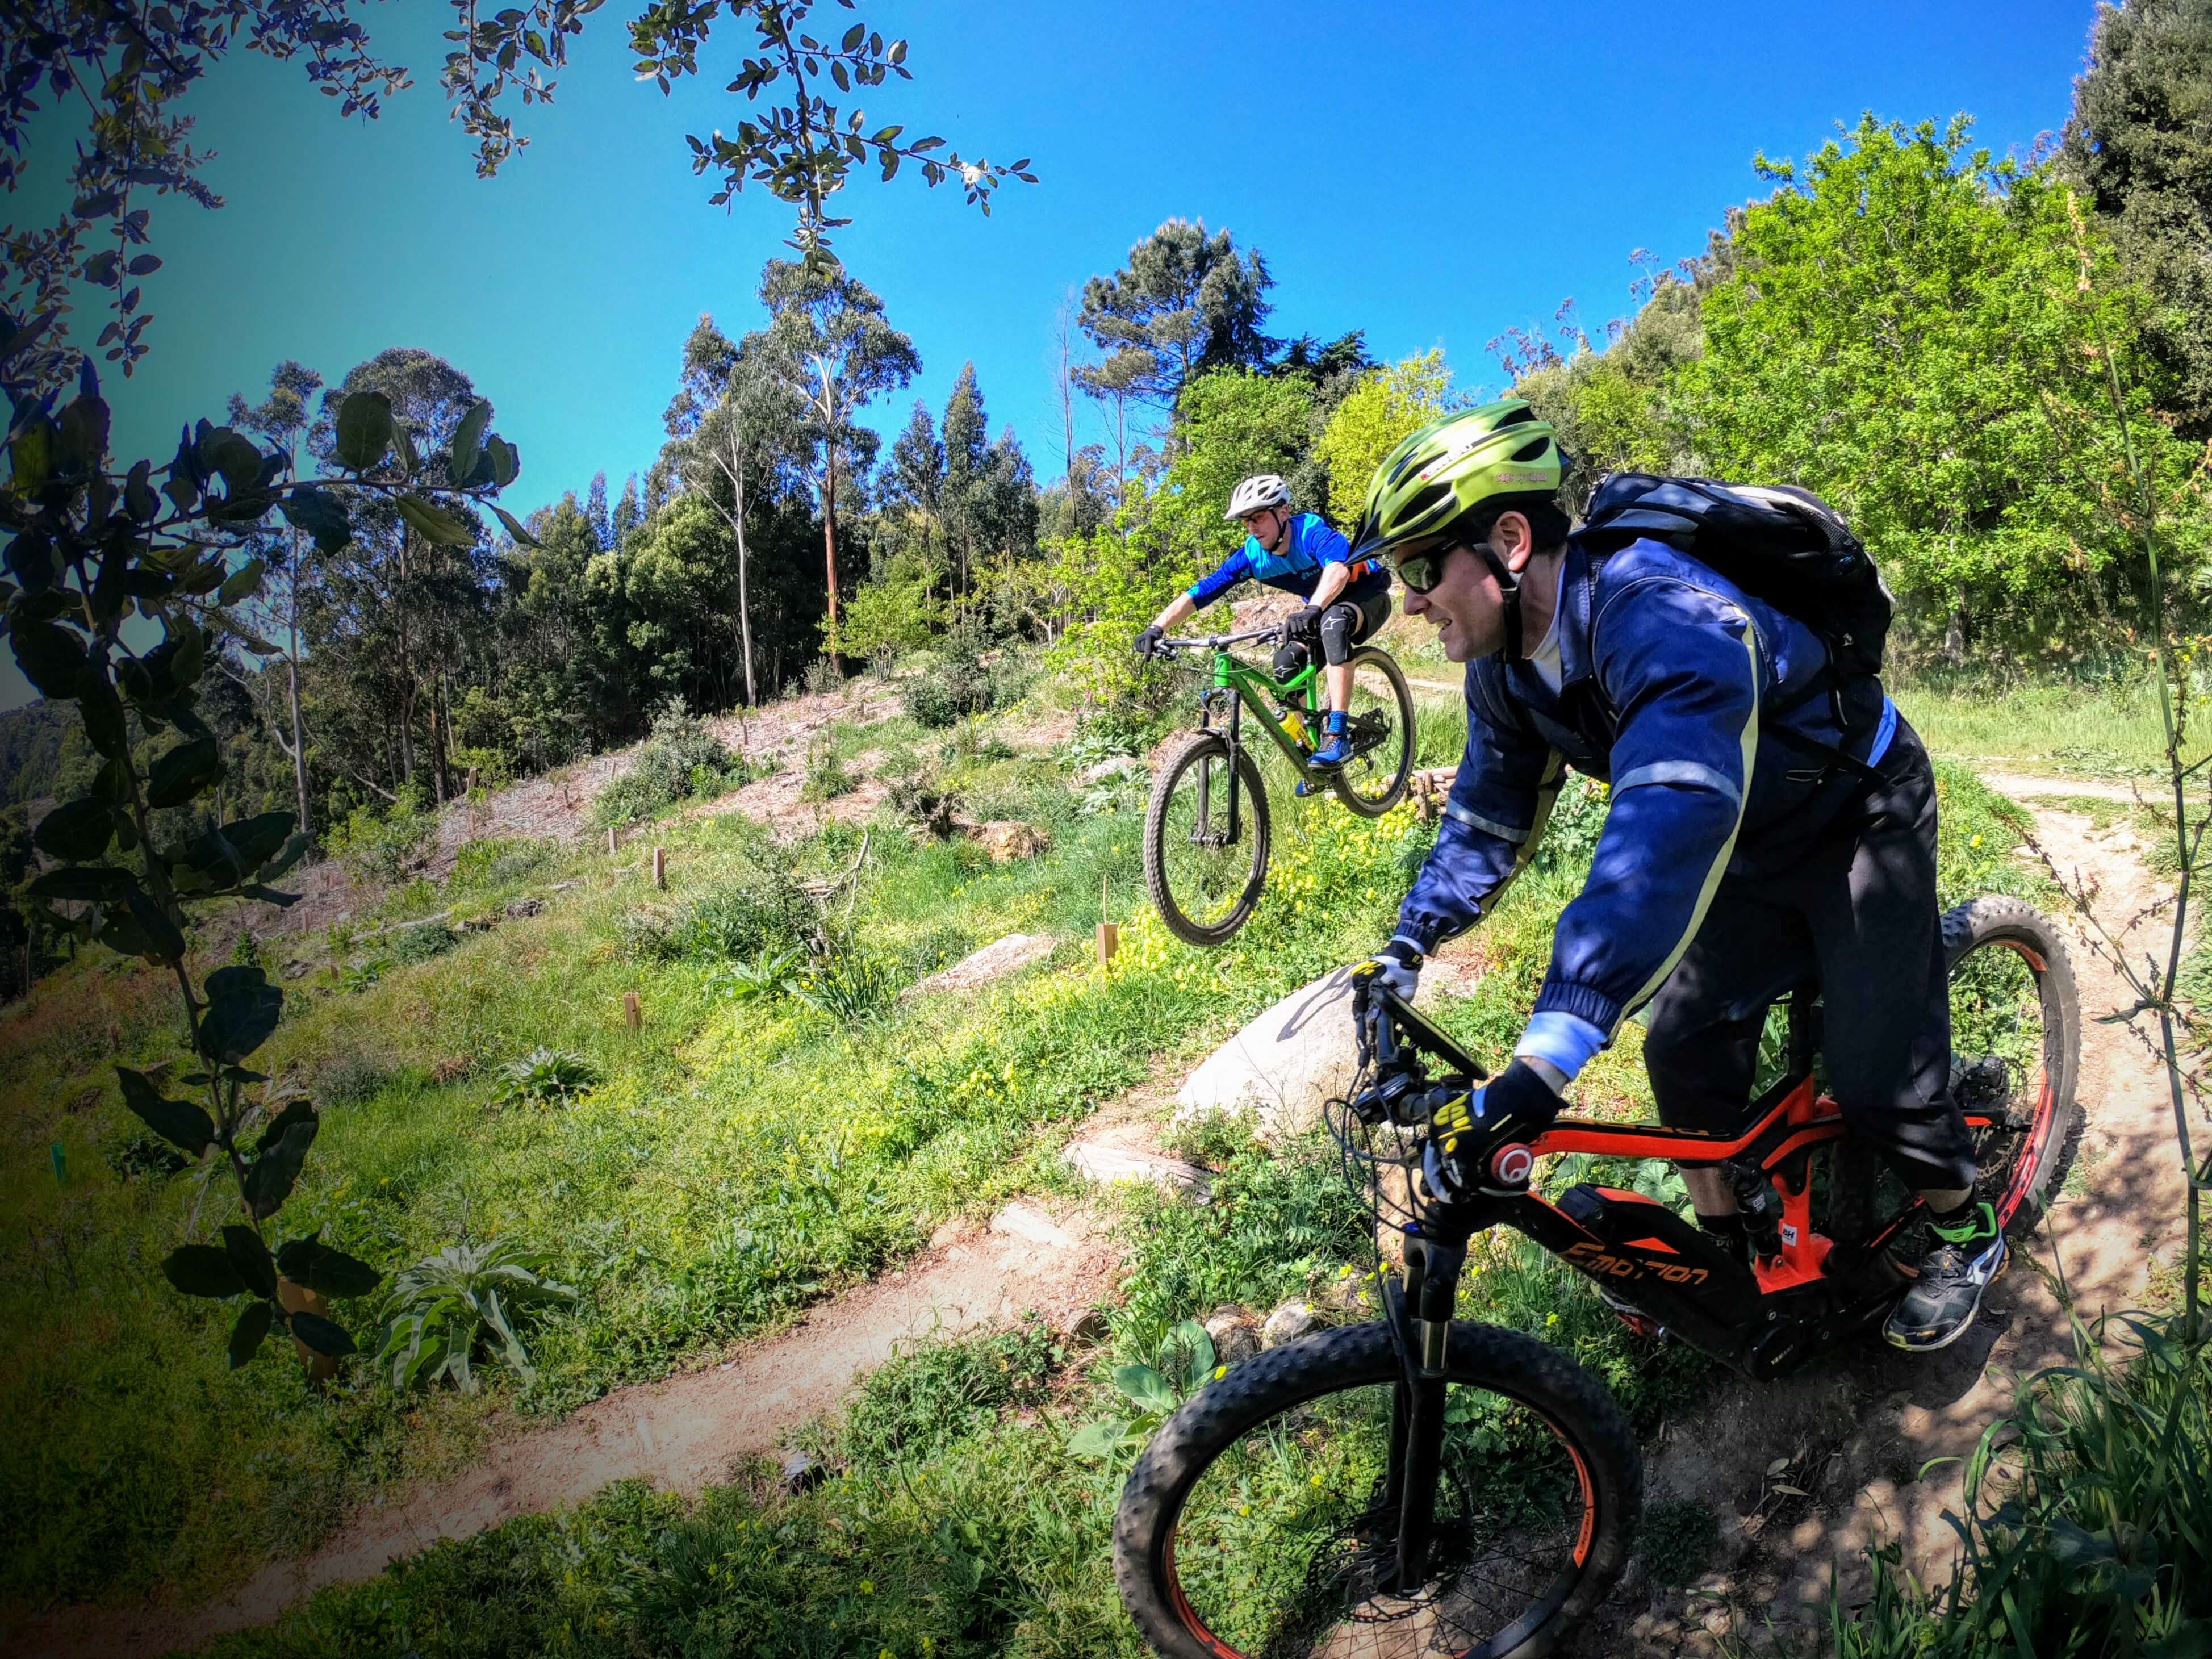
[1391,542,1462,594]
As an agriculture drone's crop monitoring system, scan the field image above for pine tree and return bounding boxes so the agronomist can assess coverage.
[611,474,642,547]
[2064,0,2212,438]
[942,365,990,596]
[585,470,612,550]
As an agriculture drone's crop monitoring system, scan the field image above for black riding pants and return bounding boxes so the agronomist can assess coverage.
[1640,722,1979,1193]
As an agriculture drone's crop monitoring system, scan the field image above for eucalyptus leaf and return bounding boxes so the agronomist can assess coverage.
[162,1244,245,1299]
[27,865,136,902]
[332,391,394,471]
[279,486,352,554]
[243,1121,315,1218]
[222,1223,279,1300]
[228,1301,274,1369]
[395,495,475,547]
[31,799,115,863]
[448,400,492,485]
[199,965,285,1064]
[145,735,220,809]
[290,1310,357,1359]
[116,1066,215,1155]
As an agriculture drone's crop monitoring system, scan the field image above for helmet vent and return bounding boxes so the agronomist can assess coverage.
[1511,437,1551,463]
[1496,404,1537,428]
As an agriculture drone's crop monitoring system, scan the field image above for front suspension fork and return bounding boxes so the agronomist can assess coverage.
[1385,1230,1466,1590]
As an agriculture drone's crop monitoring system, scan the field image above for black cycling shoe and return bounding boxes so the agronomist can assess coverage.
[1883,1201,2005,1352]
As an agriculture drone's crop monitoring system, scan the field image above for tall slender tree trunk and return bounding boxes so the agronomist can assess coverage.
[817,363,842,654]
[285,554,310,842]
[734,449,756,707]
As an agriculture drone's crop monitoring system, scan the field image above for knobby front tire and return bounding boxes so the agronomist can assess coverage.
[1145,732,1272,948]
[1115,1319,1641,1659]
[1331,646,1418,819]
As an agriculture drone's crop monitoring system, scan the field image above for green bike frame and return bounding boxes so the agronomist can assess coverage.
[1191,641,1323,844]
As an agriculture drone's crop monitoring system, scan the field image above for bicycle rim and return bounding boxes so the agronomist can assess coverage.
[1147,735,1270,946]
[1332,649,1416,818]
[1155,1376,1600,1655]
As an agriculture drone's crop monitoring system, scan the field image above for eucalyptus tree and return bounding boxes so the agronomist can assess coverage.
[2064,0,2212,439]
[753,258,919,641]
[306,350,502,803]
[663,317,810,704]
[225,361,325,839]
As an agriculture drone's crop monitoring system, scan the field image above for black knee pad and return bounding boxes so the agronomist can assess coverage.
[1272,640,1311,680]
[1320,603,1358,666]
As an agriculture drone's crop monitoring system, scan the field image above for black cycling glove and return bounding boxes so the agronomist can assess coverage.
[1287,605,1323,641]
[1134,623,1165,660]
[1423,1060,1563,1203]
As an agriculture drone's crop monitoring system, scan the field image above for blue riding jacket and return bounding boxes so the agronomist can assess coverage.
[1393,536,1897,1040]
[1188,512,1391,608]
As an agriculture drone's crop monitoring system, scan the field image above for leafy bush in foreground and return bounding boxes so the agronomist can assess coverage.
[375,1239,578,1393]
[494,1047,600,1108]
[592,700,741,826]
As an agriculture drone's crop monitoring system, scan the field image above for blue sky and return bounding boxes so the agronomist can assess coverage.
[7,0,2099,710]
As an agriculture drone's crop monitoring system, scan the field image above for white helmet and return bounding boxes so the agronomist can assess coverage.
[1224,473,1291,521]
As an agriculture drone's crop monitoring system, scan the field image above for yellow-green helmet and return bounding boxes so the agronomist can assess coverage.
[1349,399,1564,559]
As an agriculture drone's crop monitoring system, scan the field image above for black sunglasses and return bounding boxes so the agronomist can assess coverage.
[1391,542,1463,594]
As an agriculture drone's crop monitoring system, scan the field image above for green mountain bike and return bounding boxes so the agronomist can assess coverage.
[1142,622,1416,947]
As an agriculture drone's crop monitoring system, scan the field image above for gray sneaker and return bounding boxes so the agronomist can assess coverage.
[1883,1201,2005,1352]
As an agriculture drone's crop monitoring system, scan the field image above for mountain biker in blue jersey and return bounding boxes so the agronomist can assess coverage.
[1346,401,1998,1355]
[1135,474,1394,770]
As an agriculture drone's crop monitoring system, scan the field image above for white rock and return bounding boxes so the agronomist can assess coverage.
[1063,1140,1210,1194]
[1262,1301,1318,1348]
[1173,966,1362,1142]
[989,1200,1074,1248]
[912,933,1055,996]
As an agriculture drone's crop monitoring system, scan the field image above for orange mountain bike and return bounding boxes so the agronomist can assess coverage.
[1114,896,2079,1659]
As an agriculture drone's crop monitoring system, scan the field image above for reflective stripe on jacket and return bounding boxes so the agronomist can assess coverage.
[1395,537,1895,1037]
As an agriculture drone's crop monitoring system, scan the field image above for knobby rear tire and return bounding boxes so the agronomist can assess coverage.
[1115,1319,1641,1659]
[1144,732,1273,948]
[1941,894,2081,1232]
[1331,646,1418,819]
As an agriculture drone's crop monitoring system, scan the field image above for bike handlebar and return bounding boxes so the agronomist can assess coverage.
[1156,622,1290,652]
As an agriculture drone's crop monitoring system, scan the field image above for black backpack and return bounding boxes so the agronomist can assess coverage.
[1574,473,1893,745]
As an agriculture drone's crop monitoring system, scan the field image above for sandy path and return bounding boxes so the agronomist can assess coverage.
[1600,782,2197,1655]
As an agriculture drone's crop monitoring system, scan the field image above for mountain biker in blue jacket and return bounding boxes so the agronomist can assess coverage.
[1135,475,1393,770]
[1348,400,1997,1354]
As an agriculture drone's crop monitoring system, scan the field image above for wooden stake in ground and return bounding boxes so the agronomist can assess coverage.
[1097,873,1118,966]
[653,846,666,890]
[623,991,641,1031]
[606,826,618,856]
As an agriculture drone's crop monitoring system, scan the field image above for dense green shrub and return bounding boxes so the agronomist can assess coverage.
[839,1320,1057,1466]
[592,701,739,826]
[902,629,997,729]
[670,869,817,961]
[325,784,437,885]
[452,836,555,887]
[388,922,459,966]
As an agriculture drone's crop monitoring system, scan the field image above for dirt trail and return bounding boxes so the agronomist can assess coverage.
[1602,784,2194,1655]
[15,1192,1126,1659]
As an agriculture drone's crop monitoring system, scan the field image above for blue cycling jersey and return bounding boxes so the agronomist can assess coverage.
[1188,513,1389,607]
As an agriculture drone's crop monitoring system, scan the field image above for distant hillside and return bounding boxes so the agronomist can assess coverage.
[0,700,73,807]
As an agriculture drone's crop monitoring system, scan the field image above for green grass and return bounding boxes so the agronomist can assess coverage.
[0,665,2056,1639]
[0,692,1427,1612]
[1894,668,2198,778]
